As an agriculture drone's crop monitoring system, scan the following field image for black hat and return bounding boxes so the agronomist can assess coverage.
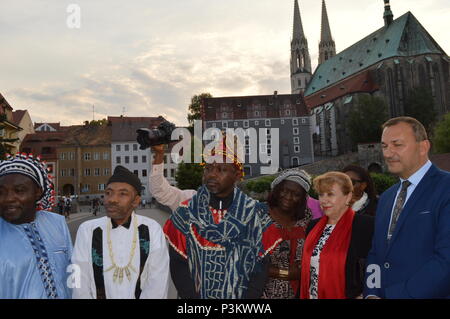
[107,165,142,195]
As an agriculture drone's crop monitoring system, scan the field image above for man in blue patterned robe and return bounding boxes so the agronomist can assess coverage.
[0,154,73,299]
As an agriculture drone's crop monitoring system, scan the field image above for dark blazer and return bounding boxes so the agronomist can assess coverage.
[358,197,378,217]
[306,214,374,299]
[364,164,450,298]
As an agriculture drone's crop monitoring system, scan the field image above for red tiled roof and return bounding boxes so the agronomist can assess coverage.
[0,93,13,112]
[108,116,166,142]
[61,124,111,146]
[12,110,26,125]
[304,70,379,109]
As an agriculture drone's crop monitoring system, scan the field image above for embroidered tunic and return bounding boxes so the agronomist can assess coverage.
[71,212,169,299]
[164,186,281,299]
[0,211,73,299]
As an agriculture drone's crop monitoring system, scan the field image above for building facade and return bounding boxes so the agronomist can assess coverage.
[0,94,22,155]
[12,110,35,151]
[57,124,111,200]
[109,116,166,201]
[202,92,314,178]
[305,4,449,156]
[20,125,66,193]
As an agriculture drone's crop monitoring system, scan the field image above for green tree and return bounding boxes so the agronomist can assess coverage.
[347,95,389,145]
[84,118,108,126]
[174,136,204,190]
[404,87,437,134]
[370,173,398,195]
[433,112,450,154]
[187,93,212,127]
[175,161,204,190]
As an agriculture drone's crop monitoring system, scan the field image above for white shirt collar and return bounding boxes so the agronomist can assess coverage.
[352,192,368,212]
[400,160,432,186]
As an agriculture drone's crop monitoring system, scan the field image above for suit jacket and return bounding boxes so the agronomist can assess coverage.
[364,164,450,298]
[307,214,375,299]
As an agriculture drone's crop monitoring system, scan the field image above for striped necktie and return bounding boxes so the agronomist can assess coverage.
[387,180,411,241]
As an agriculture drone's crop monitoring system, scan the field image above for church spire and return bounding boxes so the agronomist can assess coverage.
[290,0,311,94]
[318,0,336,65]
[383,0,394,26]
[320,0,332,42]
[292,0,305,40]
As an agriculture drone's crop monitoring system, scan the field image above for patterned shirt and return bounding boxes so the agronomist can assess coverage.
[309,224,336,299]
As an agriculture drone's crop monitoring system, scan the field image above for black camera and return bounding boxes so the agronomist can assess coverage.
[136,120,176,150]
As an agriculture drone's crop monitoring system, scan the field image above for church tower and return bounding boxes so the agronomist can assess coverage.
[318,0,336,65]
[290,0,312,94]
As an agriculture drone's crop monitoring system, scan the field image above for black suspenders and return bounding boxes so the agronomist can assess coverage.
[91,224,150,299]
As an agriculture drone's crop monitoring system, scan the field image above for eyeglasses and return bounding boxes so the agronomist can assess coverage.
[351,179,363,185]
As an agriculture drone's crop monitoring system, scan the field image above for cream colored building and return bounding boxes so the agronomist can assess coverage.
[0,94,22,155]
[57,123,111,200]
[12,110,35,151]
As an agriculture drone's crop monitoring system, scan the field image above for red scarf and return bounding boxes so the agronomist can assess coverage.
[300,208,355,299]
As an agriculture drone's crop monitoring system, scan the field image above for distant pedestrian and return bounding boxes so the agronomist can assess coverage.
[64,197,71,219]
[92,198,99,216]
[57,198,65,216]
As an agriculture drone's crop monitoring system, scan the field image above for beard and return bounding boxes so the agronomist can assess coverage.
[105,204,127,220]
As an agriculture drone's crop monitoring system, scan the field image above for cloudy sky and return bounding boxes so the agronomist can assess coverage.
[1,0,449,126]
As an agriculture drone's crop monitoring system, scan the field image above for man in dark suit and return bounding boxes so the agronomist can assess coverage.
[364,116,450,299]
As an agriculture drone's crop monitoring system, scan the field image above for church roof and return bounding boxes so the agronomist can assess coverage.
[305,11,447,97]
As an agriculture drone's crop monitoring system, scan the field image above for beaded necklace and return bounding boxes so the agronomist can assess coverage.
[104,214,138,284]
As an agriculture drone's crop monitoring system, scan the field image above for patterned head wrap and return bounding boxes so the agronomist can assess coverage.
[201,134,245,178]
[0,153,55,211]
[271,169,312,193]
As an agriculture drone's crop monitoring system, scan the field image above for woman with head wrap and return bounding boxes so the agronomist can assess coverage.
[261,170,323,299]
[0,153,73,299]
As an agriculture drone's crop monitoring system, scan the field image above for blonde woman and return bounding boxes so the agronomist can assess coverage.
[300,172,374,299]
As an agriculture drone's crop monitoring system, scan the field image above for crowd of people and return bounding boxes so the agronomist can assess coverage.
[0,116,449,299]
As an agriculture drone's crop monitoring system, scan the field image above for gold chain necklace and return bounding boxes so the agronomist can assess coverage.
[104,214,138,284]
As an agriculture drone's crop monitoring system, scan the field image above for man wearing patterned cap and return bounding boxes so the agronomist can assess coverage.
[71,165,169,299]
[149,136,282,299]
[0,153,73,299]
